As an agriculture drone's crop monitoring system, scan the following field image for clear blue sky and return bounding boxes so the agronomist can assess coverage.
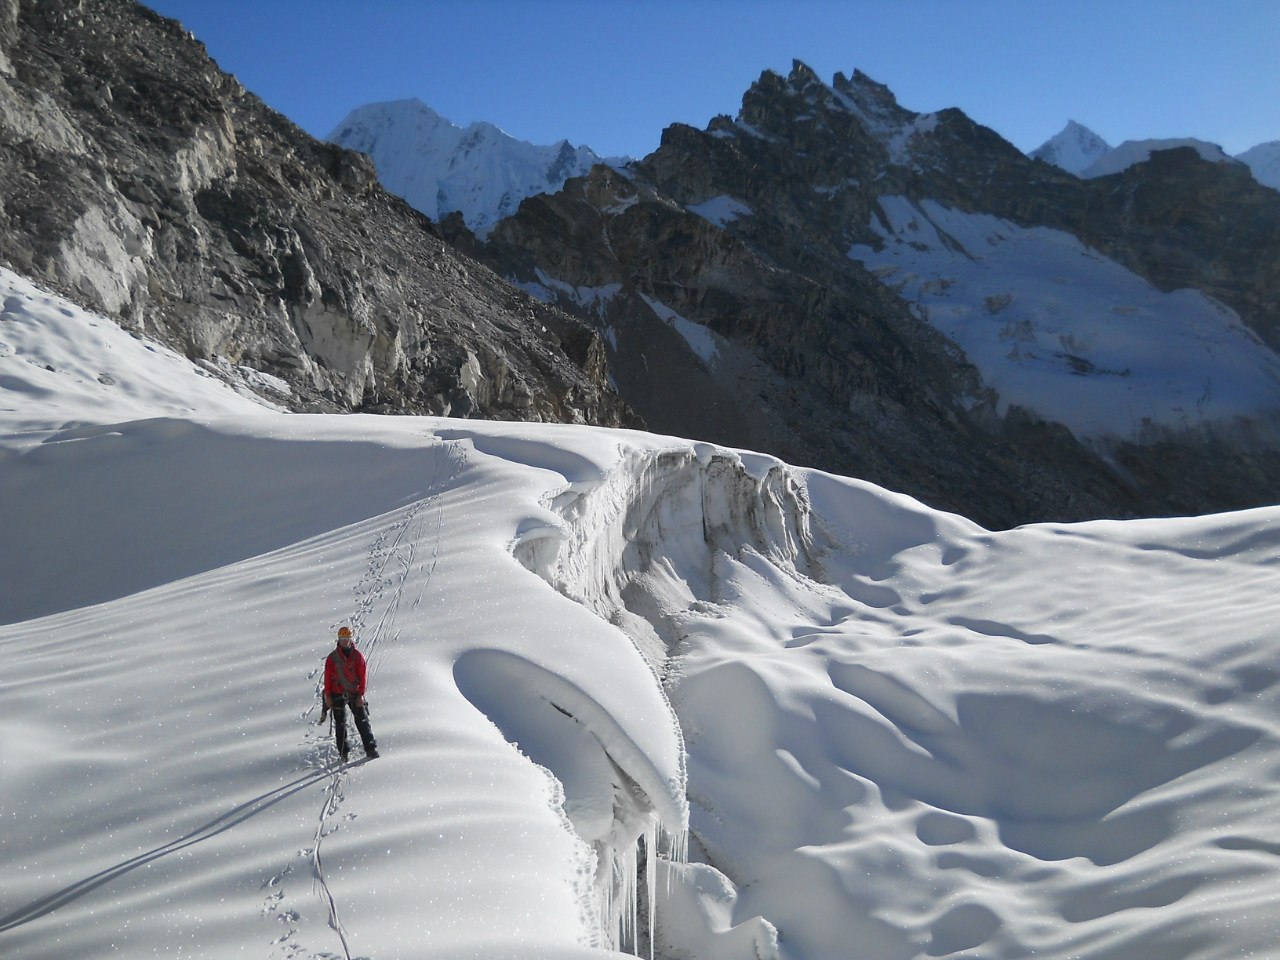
[144,0,1278,159]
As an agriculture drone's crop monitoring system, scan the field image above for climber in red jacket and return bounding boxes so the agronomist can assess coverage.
[323,626,379,762]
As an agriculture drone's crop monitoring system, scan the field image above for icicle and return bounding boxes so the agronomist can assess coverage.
[661,822,688,898]
[631,857,638,953]
[601,857,612,951]
[620,835,638,953]
[645,817,658,960]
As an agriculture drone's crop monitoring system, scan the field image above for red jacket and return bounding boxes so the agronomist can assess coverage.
[325,645,367,698]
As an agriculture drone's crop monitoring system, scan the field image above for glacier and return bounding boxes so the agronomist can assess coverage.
[848,195,1280,445]
[3,265,1280,959]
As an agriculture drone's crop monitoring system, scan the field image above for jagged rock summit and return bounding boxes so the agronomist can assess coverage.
[328,99,620,235]
[447,61,1280,527]
[0,0,633,426]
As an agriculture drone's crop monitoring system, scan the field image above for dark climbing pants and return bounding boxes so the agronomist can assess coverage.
[332,694,377,757]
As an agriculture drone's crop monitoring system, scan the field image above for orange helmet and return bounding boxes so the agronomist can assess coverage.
[337,626,353,640]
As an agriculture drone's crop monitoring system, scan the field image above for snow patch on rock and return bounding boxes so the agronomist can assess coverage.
[686,195,753,227]
[639,295,722,366]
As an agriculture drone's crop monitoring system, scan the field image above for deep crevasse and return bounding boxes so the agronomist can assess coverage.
[513,441,810,958]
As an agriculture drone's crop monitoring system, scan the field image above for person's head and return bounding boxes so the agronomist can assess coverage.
[337,626,354,647]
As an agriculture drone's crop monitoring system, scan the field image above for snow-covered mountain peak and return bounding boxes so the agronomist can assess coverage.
[328,97,459,161]
[328,100,619,235]
[1030,120,1112,174]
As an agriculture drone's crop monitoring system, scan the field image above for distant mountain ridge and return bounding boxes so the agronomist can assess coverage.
[1080,136,1238,178]
[328,99,624,235]
[1033,120,1278,189]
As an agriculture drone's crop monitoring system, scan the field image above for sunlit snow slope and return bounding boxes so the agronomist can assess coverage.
[3,266,1279,960]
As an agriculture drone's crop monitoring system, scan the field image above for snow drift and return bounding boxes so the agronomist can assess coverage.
[3,266,1280,960]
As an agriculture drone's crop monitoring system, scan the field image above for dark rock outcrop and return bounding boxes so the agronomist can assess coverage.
[0,0,635,426]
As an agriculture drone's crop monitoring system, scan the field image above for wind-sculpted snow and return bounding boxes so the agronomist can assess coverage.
[3,276,687,958]
[661,473,1280,960]
[3,272,1280,960]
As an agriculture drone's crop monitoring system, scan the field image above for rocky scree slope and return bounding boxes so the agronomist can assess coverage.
[0,0,633,425]
[447,63,1280,528]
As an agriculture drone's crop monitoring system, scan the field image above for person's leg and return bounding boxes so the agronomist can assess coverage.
[350,700,378,756]
[332,696,350,760]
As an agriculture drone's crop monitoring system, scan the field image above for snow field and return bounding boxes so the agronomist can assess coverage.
[4,268,1280,959]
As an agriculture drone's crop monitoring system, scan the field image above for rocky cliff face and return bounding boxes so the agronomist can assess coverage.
[448,62,1280,528]
[0,0,633,426]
